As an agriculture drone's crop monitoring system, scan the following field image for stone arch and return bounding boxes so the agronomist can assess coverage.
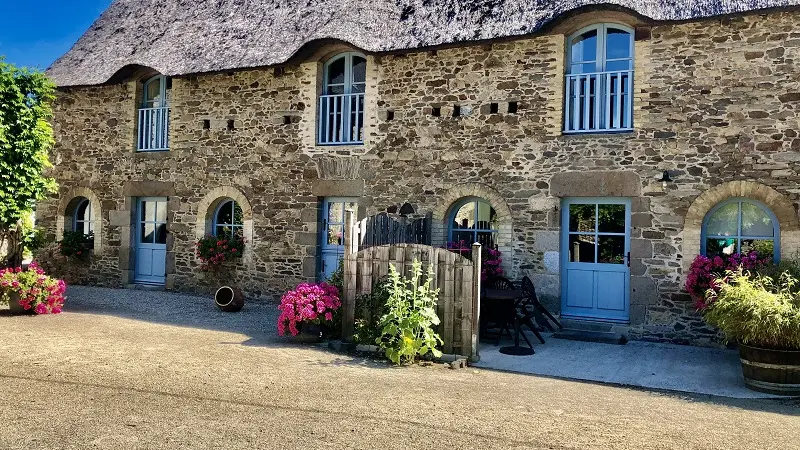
[682,181,800,274]
[195,186,254,262]
[57,187,103,253]
[432,183,513,274]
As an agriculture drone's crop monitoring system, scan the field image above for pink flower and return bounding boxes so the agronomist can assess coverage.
[34,304,47,314]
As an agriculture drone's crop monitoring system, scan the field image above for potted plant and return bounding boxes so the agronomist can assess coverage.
[703,267,800,396]
[0,261,67,315]
[685,251,772,310]
[277,282,341,343]
[196,234,245,311]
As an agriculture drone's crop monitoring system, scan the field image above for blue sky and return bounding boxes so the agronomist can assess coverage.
[0,0,111,70]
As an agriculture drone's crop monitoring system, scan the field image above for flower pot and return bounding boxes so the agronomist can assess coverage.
[214,286,244,312]
[6,291,28,315]
[293,322,323,344]
[738,343,800,396]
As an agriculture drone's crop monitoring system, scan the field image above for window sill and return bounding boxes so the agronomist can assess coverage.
[562,129,634,136]
[133,150,171,158]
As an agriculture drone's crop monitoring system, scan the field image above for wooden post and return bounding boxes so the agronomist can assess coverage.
[470,243,482,361]
[344,209,357,255]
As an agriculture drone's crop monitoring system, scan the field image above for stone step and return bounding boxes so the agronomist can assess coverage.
[126,284,166,291]
[558,318,618,333]
[552,329,628,345]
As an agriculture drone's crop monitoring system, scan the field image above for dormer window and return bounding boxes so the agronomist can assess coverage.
[564,24,634,134]
[318,52,366,145]
[137,75,171,151]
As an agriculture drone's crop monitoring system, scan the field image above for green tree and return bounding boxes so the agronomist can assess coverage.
[0,58,57,267]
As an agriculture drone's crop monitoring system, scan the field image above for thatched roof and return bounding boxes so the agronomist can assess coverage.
[48,0,800,87]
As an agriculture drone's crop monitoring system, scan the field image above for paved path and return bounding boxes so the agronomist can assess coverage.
[477,335,774,398]
[1,286,798,449]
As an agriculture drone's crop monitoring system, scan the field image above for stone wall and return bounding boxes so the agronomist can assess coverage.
[41,9,800,345]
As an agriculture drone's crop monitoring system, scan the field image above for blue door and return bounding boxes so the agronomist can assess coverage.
[135,197,168,285]
[561,198,630,322]
[319,198,357,281]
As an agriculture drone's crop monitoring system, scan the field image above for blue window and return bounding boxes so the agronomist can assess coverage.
[447,198,498,249]
[564,23,634,133]
[72,198,93,235]
[213,200,243,238]
[701,198,779,261]
[318,52,366,145]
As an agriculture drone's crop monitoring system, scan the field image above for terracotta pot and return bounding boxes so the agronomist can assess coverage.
[293,322,323,344]
[214,286,245,312]
[738,343,800,396]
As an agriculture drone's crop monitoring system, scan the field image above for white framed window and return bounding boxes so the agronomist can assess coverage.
[564,23,634,133]
[72,198,94,235]
[213,199,243,238]
[318,52,366,145]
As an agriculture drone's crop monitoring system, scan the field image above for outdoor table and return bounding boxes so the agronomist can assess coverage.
[483,289,535,356]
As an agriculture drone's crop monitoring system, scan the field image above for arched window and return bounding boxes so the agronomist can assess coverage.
[564,24,634,133]
[701,198,779,261]
[72,198,93,235]
[213,200,243,238]
[318,52,366,144]
[448,198,498,249]
[142,75,171,108]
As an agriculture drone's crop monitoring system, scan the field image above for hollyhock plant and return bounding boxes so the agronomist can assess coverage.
[195,234,245,271]
[685,251,772,310]
[277,282,341,336]
[0,261,67,314]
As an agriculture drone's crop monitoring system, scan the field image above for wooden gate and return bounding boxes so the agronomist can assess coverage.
[353,212,432,250]
[342,243,482,359]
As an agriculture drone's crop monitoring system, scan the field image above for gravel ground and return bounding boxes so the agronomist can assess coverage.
[0,286,798,450]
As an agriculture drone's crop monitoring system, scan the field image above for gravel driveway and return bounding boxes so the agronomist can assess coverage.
[0,286,798,450]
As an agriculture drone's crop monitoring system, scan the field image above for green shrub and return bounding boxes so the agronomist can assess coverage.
[59,231,93,259]
[353,277,390,345]
[704,268,800,350]
[376,260,443,365]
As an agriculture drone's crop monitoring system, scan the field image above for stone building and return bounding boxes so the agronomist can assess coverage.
[41,1,800,344]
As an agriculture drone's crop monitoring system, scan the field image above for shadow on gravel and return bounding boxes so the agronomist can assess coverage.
[59,285,394,370]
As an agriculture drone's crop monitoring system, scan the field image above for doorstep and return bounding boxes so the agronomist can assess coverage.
[126,283,166,291]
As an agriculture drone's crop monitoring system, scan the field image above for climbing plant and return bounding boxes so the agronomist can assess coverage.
[0,58,57,267]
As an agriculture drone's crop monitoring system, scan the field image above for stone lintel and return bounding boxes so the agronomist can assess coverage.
[122,181,176,197]
[311,179,365,197]
[549,171,642,198]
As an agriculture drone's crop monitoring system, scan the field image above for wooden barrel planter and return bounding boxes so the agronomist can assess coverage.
[739,343,800,396]
[214,286,244,312]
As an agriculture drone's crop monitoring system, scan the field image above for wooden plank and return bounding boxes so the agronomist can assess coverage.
[460,260,474,357]
[440,249,455,354]
[342,253,358,341]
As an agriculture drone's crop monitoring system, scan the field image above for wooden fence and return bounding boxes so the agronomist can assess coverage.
[341,243,482,359]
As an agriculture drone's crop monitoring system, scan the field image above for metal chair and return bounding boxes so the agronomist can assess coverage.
[521,276,563,332]
[485,276,515,291]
